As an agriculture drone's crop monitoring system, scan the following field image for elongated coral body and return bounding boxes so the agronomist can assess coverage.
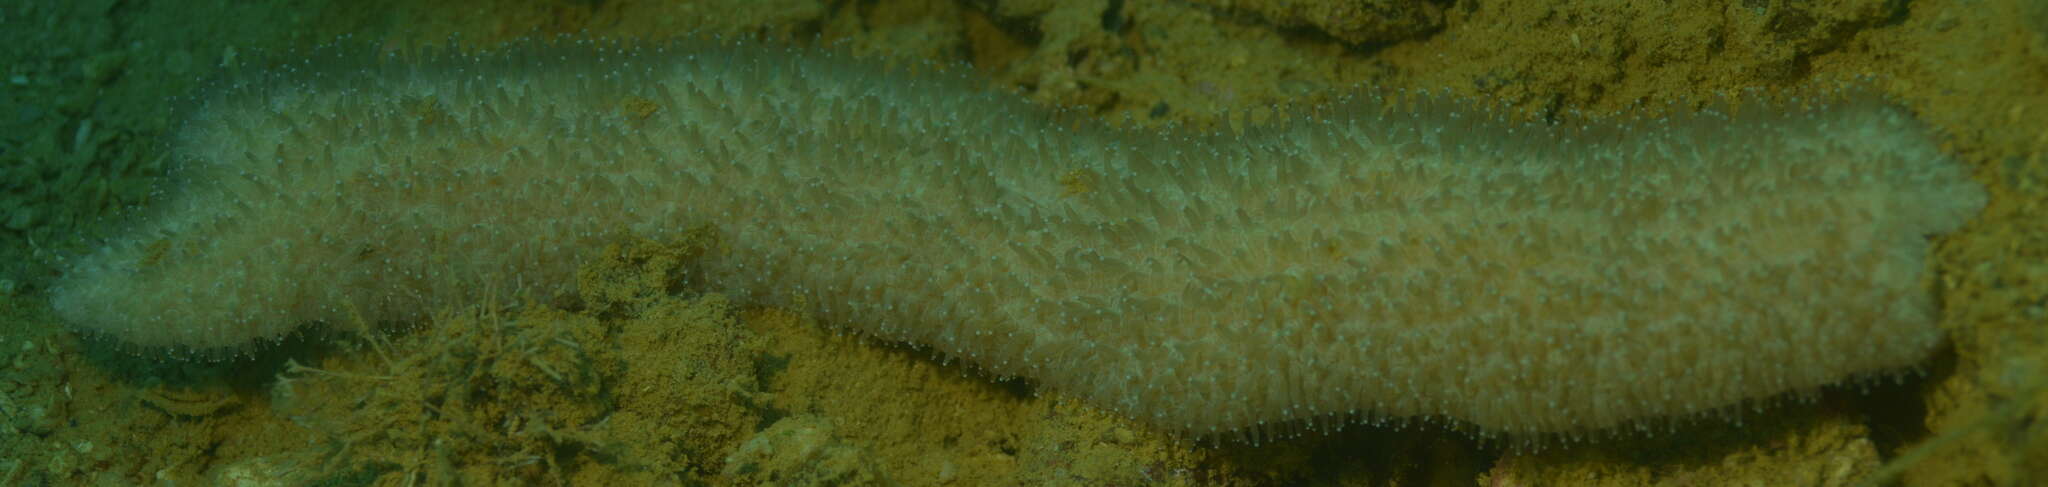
[52,42,1984,435]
